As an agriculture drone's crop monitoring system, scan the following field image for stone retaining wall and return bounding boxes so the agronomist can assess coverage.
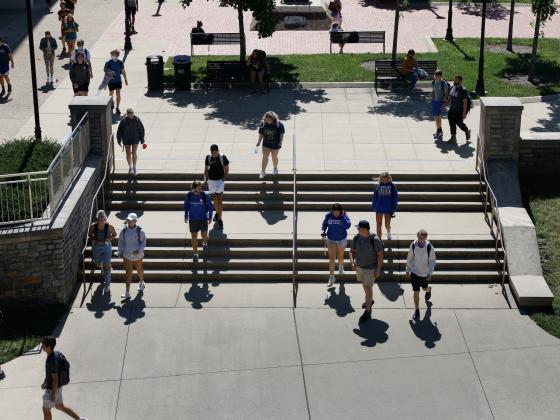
[519,132,560,176]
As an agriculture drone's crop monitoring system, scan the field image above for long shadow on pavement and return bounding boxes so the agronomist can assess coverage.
[324,283,356,317]
[353,318,389,347]
[435,138,475,159]
[408,302,442,349]
[85,284,116,319]
[184,282,214,309]
[116,292,146,325]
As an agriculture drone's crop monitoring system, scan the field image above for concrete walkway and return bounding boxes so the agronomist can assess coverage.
[3,284,560,420]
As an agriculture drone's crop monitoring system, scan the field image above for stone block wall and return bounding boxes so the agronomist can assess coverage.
[519,133,560,176]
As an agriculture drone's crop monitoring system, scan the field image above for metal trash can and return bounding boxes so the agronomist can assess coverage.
[145,55,164,91]
[173,55,191,90]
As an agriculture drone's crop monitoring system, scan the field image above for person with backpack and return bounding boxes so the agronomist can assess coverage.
[116,108,145,175]
[69,51,90,97]
[117,213,146,300]
[372,172,398,240]
[446,74,471,144]
[204,144,229,230]
[62,15,79,59]
[184,180,214,263]
[256,111,284,179]
[431,69,449,140]
[70,40,93,79]
[322,203,351,287]
[350,220,384,323]
[40,336,88,420]
[88,210,117,296]
[103,49,128,115]
[406,229,437,320]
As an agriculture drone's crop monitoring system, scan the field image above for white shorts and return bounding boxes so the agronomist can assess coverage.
[43,388,63,409]
[207,179,225,195]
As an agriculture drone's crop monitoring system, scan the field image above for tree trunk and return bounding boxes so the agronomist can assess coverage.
[237,6,246,64]
[528,11,541,83]
[506,0,515,51]
[391,0,400,62]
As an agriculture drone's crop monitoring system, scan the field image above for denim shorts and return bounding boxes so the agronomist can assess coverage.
[327,238,347,248]
[432,100,444,117]
[92,243,112,266]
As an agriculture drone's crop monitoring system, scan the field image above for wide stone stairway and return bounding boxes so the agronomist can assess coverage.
[84,172,503,284]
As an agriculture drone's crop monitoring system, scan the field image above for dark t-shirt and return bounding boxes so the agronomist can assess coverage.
[259,122,285,150]
[65,0,76,11]
[44,352,61,390]
[205,154,230,180]
[0,44,12,66]
[449,85,467,113]
[351,234,384,269]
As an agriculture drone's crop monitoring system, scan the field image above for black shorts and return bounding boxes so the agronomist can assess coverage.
[189,219,208,234]
[411,273,428,292]
[73,82,90,93]
[108,81,122,91]
[126,7,137,16]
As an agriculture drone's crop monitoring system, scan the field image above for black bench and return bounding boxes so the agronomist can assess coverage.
[190,33,241,56]
[329,31,385,54]
[206,60,271,92]
[374,59,438,92]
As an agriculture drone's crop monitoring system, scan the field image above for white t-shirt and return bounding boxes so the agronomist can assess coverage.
[70,47,91,63]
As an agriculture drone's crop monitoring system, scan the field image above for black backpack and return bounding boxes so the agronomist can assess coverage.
[54,351,71,386]
[411,242,433,263]
[432,79,451,94]
[123,225,143,244]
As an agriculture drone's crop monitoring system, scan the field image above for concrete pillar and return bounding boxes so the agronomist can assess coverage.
[478,97,524,163]
[69,96,113,158]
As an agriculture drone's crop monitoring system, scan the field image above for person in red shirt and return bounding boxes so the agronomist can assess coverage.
[57,1,73,57]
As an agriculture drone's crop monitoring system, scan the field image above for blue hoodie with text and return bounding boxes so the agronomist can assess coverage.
[321,212,352,241]
[184,191,213,221]
[372,182,399,214]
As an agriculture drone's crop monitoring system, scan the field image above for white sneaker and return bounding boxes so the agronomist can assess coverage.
[387,232,392,240]
[338,266,344,275]
[273,168,279,175]
[327,275,336,288]
[128,167,133,174]
[121,291,131,300]
[138,281,145,291]
[259,171,266,179]
[133,166,137,175]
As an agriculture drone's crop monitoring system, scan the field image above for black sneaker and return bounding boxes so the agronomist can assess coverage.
[361,299,375,309]
[433,129,442,139]
[425,286,432,302]
[218,219,224,229]
[7,84,12,94]
[466,129,471,141]
[192,254,199,263]
[213,213,218,222]
[446,135,457,144]
[359,310,371,324]
[414,309,420,320]
[115,107,121,115]
[0,88,4,96]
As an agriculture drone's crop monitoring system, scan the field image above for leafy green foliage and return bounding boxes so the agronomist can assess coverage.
[531,0,557,22]
[0,137,60,175]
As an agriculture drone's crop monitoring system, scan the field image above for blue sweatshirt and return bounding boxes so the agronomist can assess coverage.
[184,191,213,221]
[321,212,351,241]
[372,182,398,214]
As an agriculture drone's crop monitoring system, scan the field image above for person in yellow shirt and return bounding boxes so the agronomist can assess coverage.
[400,49,428,90]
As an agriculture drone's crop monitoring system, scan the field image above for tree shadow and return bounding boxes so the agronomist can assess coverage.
[448,40,476,62]
[434,137,475,159]
[85,284,116,319]
[408,301,441,348]
[116,291,146,325]
[324,283,356,317]
[353,318,389,347]
[458,3,511,21]
[184,282,214,309]
[360,0,445,18]
[502,53,560,98]
[369,92,432,121]
[533,96,560,132]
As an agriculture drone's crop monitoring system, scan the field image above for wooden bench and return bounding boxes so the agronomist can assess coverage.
[190,33,241,56]
[374,59,438,92]
[206,60,271,92]
[329,31,385,54]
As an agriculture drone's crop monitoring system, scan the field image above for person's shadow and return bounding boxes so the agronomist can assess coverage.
[324,283,355,317]
[184,282,214,309]
[378,282,404,302]
[435,138,475,159]
[85,284,116,319]
[409,302,442,349]
[116,291,146,325]
[353,318,389,347]
[257,180,288,225]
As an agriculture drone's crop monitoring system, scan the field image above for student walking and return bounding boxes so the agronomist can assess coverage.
[69,52,90,96]
[184,180,214,263]
[39,31,58,86]
[88,210,117,296]
[350,220,384,323]
[70,40,93,80]
[63,15,79,58]
[329,22,345,54]
[57,2,72,57]
[406,229,436,320]
[125,0,139,34]
[446,75,471,144]
[64,0,76,13]
[104,49,128,114]
[117,213,146,300]
[256,111,284,179]
[372,172,398,240]
[116,108,145,175]
[154,0,165,16]
[204,144,229,230]
[0,37,14,96]
[328,0,342,25]
[431,69,449,139]
[40,336,88,420]
[322,203,351,287]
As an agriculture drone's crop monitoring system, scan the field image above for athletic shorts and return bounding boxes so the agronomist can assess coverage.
[327,238,347,248]
[432,100,444,117]
[356,266,376,287]
[189,219,208,233]
[73,82,89,93]
[0,64,9,76]
[43,388,63,409]
[108,81,122,91]
[207,179,225,195]
[411,272,429,292]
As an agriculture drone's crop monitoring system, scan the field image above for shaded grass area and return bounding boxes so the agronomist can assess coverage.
[0,137,60,175]
[525,183,560,338]
[165,38,560,97]
[0,305,68,365]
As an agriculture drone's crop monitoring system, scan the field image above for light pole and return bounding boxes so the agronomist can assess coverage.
[507,0,516,51]
[445,0,453,41]
[25,0,42,140]
[475,0,488,96]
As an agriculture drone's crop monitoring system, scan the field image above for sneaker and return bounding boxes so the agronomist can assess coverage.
[446,135,457,144]
[338,266,344,275]
[466,129,471,141]
[0,88,4,96]
[104,286,111,296]
[413,308,420,320]
[115,107,121,115]
[7,84,12,94]
[128,167,133,174]
[273,168,279,175]
[361,299,375,309]
[0,368,6,380]
[425,286,432,302]
[202,242,208,251]
[192,253,199,263]
[327,274,336,288]
[359,310,371,323]
[133,166,137,175]
[217,219,224,229]
[138,281,145,291]
[259,171,266,179]
[433,129,442,139]
[213,213,218,222]
[121,291,131,300]
[387,232,392,240]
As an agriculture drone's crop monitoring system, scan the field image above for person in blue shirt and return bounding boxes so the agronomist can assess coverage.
[372,172,398,240]
[184,180,213,263]
[103,49,128,115]
[321,203,351,287]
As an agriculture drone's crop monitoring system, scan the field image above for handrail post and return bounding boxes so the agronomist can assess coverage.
[27,174,34,222]
[292,127,298,308]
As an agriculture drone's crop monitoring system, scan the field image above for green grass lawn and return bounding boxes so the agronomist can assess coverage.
[166,37,560,97]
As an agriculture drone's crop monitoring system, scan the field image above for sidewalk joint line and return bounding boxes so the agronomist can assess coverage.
[113,315,131,420]
[292,309,312,420]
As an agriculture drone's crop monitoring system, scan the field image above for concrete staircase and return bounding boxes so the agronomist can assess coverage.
[84,173,503,283]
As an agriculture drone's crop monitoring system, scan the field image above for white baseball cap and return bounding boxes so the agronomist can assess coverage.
[126,213,138,221]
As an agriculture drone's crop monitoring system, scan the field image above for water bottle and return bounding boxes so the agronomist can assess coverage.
[254,147,259,155]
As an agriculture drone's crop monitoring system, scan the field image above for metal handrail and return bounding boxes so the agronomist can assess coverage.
[292,128,298,307]
[80,134,115,286]
[47,113,89,173]
[476,135,508,288]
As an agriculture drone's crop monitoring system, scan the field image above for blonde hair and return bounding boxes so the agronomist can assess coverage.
[261,111,279,127]
[110,49,120,56]
[375,171,392,185]
[96,210,107,221]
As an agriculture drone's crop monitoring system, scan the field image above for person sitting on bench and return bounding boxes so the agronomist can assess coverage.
[329,22,345,54]
[400,49,428,91]
[191,20,204,34]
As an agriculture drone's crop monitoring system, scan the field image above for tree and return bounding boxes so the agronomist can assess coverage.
[181,0,277,63]
[506,0,516,51]
[391,0,409,62]
[528,0,557,82]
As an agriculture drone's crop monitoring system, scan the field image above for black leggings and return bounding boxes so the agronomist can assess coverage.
[448,110,468,135]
